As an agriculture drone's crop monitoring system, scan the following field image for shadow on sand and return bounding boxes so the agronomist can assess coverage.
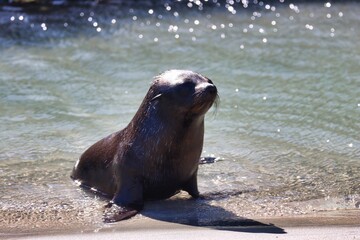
[140,192,286,234]
[82,187,286,234]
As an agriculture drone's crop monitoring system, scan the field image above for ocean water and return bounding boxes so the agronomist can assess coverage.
[0,0,359,232]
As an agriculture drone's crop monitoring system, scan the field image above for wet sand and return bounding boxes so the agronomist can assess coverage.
[1,209,359,239]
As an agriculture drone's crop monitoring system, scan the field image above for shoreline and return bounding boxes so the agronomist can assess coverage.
[1,209,359,239]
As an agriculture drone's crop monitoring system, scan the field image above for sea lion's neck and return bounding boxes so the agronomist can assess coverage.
[125,99,205,147]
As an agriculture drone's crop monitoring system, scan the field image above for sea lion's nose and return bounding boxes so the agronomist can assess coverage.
[206,83,217,94]
[195,81,217,94]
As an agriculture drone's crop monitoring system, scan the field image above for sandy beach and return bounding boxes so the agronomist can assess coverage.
[1,209,359,240]
[16,225,360,240]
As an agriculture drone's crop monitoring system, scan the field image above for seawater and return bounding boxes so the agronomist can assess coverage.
[0,1,359,230]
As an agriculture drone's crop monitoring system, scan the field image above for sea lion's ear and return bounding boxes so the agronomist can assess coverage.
[150,93,162,102]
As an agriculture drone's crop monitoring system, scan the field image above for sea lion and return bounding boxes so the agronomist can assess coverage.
[71,70,218,222]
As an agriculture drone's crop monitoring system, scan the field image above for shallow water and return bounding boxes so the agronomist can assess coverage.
[0,0,359,233]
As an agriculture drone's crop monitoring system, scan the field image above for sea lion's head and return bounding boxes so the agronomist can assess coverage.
[148,70,218,117]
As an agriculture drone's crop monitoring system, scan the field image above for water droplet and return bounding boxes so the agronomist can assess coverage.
[211,25,217,30]
[148,9,154,15]
[262,38,268,43]
[338,12,343,17]
[96,27,101,32]
[348,143,353,148]
[229,23,233,28]
[154,38,158,42]
[10,16,15,21]
[277,129,281,132]
[191,36,197,41]
[240,44,244,49]
[132,16,137,21]
[174,34,179,39]
[290,4,300,13]
[263,96,267,100]
[326,139,330,143]
[324,2,331,8]
[41,23,46,28]
[168,25,178,33]
[64,22,68,27]
[194,20,200,25]
[305,24,314,30]
[327,13,332,19]
[227,6,236,14]
[189,28,194,33]
[111,19,116,24]
[74,180,81,186]
[87,17,93,22]
[271,20,276,26]
[138,34,143,39]
[93,22,98,27]
[19,15,24,21]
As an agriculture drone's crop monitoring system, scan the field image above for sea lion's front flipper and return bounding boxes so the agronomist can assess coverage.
[103,171,144,223]
[103,203,138,223]
[182,169,200,198]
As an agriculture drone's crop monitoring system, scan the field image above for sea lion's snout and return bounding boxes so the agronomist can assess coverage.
[190,77,218,115]
[195,80,217,94]
[205,83,217,95]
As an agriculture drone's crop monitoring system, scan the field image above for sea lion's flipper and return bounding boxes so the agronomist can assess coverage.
[103,203,138,223]
[102,171,144,222]
[182,170,200,198]
[113,169,144,207]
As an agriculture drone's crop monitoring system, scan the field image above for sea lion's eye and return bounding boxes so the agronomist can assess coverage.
[178,82,195,96]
